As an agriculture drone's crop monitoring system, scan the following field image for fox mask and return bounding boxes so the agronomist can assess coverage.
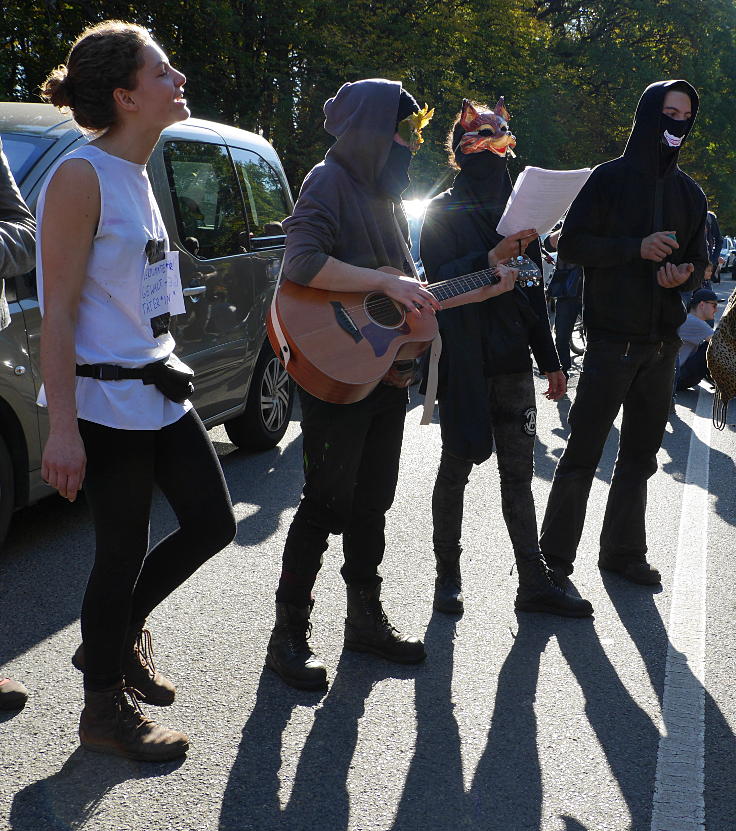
[458,98,516,157]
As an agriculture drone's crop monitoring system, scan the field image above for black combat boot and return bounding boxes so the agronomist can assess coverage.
[514,550,593,617]
[266,602,328,691]
[345,584,426,663]
[433,550,464,614]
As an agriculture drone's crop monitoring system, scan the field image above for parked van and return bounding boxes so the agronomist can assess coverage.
[0,102,295,547]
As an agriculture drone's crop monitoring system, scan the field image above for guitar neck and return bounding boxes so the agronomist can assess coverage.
[427,262,540,302]
[427,268,501,303]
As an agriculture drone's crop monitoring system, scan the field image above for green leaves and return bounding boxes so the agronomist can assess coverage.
[3,0,734,225]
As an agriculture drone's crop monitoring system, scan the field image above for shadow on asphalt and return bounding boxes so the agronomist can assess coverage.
[0,428,303,669]
[602,572,736,830]
[219,651,427,831]
[662,389,736,527]
[8,746,184,830]
[215,593,735,830]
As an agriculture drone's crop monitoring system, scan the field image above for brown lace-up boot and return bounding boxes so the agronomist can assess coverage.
[79,684,188,761]
[72,623,176,706]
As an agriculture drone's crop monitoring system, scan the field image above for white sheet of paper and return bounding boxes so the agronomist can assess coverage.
[496,166,592,238]
[141,251,186,321]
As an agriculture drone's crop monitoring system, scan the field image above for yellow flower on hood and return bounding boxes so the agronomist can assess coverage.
[398,104,435,154]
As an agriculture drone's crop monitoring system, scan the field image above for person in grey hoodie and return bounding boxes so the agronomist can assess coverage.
[266,79,515,690]
[0,139,35,711]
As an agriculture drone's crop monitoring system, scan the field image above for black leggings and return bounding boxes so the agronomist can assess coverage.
[78,409,236,690]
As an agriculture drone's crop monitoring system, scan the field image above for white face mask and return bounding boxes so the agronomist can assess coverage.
[660,113,689,148]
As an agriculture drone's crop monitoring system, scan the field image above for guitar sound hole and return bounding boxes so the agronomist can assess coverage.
[365,293,405,328]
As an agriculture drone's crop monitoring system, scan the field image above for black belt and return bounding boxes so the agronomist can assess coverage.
[76,364,146,381]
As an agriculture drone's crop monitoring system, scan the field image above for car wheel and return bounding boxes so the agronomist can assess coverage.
[0,435,15,551]
[224,342,294,450]
[570,315,586,356]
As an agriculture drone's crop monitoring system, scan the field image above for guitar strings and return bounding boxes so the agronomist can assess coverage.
[281,269,541,339]
[308,266,539,319]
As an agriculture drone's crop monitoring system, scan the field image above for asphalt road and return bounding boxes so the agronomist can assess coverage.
[1,282,735,831]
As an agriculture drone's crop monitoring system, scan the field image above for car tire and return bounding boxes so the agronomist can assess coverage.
[224,342,294,450]
[0,434,15,551]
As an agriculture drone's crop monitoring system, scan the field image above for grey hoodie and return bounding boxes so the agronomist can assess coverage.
[282,78,410,284]
[0,141,36,329]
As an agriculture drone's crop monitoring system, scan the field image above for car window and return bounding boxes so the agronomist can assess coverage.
[1,133,55,183]
[163,140,247,260]
[229,146,289,238]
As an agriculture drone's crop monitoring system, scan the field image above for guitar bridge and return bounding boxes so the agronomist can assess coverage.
[330,301,363,343]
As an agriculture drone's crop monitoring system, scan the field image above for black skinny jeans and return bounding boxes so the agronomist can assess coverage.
[78,409,236,690]
[276,384,407,607]
[432,372,540,560]
[539,339,678,569]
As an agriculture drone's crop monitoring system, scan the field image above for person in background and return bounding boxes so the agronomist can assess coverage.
[0,139,35,712]
[545,224,584,378]
[539,80,707,586]
[675,288,721,391]
[38,21,236,760]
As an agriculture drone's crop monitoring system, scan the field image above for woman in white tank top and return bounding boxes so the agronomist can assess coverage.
[38,21,235,763]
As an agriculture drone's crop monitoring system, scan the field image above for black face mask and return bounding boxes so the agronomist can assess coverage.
[377,142,412,201]
[660,113,690,149]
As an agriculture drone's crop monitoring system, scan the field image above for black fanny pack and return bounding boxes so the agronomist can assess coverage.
[76,358,194,404]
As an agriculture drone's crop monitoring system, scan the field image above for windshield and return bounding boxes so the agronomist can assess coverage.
[1,133,55,183]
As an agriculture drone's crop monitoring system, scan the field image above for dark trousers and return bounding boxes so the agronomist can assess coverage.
[432,372,539,559]
[554,296,583,374]
[539,339,678,569]
[675,341,709,390]
[276,384,407,606]
[78,410,236,690]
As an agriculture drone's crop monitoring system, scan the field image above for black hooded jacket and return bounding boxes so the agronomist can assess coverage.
[557,80,708,343]
[420,150,560,463]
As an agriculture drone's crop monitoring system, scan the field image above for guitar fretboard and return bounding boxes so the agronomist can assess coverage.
[427,267,536,302]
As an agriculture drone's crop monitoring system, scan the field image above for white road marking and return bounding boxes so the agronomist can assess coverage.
[650,388,711,831]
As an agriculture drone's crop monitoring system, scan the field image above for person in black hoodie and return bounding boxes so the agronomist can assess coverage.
[266,80,515,691]
[539,80,708,586]
[421,98,593,618]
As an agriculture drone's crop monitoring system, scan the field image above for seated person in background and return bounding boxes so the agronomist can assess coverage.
[676,287,721,390]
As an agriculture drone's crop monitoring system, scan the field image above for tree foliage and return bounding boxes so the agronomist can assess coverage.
[2,0,735,225]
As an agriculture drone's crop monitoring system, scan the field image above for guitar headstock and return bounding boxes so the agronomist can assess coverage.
[510,255,542,287]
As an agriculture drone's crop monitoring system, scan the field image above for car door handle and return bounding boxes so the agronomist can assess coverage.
[183,285,207,297]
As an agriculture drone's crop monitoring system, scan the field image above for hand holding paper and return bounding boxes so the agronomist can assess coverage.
[496,166,592,238]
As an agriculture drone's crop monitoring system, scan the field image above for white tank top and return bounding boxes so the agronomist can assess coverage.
[36,144,191,429]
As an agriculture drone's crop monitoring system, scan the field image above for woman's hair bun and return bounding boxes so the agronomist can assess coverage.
[40,66,72,109]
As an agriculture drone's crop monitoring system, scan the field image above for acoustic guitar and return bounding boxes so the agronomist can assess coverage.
[267,259,541,405]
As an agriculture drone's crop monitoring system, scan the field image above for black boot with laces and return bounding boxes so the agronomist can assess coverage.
[266,602,328,691]
[514,550,593,617]
[344,584,426,663]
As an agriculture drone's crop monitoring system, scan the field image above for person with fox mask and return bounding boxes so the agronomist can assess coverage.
[420,98,593,618]
[539,80,708,586]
